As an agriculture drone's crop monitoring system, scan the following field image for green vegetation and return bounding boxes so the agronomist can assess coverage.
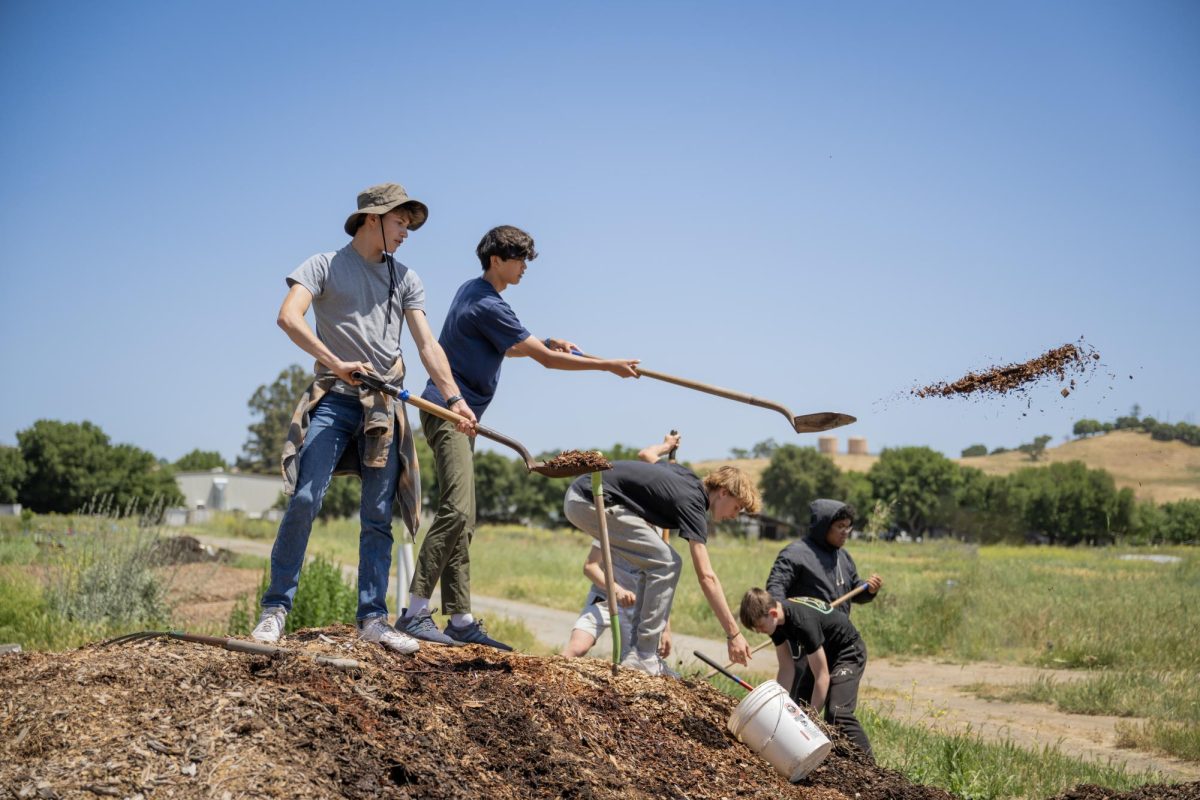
[8,420,183,513]
[969,670,1200,762]
[228,554,356,634]
[1074,407,1200,447]
[0,512,176,649]
[858,704,1159,799]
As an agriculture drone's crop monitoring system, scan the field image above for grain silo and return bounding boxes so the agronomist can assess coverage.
[848,437,868,455]
[818,436,838,455]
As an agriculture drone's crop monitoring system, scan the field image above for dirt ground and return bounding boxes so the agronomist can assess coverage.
[166,561,263,630]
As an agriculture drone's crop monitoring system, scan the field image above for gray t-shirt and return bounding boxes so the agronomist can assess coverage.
[287,245,425,393]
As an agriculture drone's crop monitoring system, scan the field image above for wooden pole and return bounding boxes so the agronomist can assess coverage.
[591,468,621,673]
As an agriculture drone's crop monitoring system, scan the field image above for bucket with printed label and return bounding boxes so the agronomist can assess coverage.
[726,680,832,782]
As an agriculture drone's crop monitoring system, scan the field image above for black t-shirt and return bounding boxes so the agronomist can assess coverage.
[769,598,864,668]
[570,461,710,543]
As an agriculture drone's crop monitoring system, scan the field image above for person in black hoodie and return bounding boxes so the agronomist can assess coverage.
[766,499,882,615]
[765,499,882,715]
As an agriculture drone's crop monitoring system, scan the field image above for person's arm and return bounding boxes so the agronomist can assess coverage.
[582,546,635,606]
[404,308,477,433]
[688,540,750,665]
[506,336,639,378]
[845,552,880,605]
[658,618,672,658]
[277,284,370,385]
[638,432,682,463]
[765,548,797,602]
[775,642,796,691]
[806,646,831,713]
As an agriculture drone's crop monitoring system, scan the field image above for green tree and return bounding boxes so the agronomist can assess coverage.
[0,446,27,504]
[240,364,310,474]
[960,444,988,458]
[174,449,227,471]
[1017,434,1053,462]
[1006,461,1133,545]
[948,466,1018,543]
[750,438,779,459]
[16,420,183,514]
[759,445,842,525]
[1072,419,1103,438]
[1161,499,1200,545]
[867,447,962,536]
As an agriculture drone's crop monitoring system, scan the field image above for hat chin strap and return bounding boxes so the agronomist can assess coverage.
[381,220,399,342]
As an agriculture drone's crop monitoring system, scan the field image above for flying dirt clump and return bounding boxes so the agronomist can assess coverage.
[912,339,1099,400]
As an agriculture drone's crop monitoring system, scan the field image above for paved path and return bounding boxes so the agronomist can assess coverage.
[196,533,1198,781]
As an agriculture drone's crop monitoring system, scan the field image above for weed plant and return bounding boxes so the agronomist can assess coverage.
[228,553,357,634]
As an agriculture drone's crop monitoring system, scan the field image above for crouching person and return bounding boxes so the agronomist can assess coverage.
[563,452,759,676]
[740,587,873,759]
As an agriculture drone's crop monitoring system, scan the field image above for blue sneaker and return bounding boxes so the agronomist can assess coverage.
[398,608,464,647]
[444,618,513,651]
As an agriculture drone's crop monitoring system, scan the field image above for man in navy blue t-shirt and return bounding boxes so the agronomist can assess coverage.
[400,225,640,649]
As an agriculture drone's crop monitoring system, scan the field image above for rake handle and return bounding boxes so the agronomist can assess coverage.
[592,470,622,674]
[693,650,753,691]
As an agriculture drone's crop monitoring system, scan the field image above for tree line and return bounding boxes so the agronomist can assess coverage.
[758,444,1198,546]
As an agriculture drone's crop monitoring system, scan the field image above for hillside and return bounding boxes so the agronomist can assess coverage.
[695,431,1200,503]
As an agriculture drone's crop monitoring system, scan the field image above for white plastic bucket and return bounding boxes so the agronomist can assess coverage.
[726,680,832,782]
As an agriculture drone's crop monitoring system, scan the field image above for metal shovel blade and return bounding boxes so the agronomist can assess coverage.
[528,450,613,478]
[792,412,857,434]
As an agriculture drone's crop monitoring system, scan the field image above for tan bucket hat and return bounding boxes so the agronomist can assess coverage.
[344,182,429,235]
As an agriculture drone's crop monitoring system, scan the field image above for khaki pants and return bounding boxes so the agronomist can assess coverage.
[563,485,682,657]
[410,412,475,614]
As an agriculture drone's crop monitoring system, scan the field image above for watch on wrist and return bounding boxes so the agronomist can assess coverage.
[445,394,464,408]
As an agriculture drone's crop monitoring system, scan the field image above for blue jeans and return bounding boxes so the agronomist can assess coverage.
[262,391,400,621]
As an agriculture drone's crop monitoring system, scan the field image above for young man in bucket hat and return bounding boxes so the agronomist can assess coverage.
[398,225,640,650]
[252,183,477,655]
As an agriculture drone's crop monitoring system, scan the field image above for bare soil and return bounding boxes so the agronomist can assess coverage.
[913,340,1099,399]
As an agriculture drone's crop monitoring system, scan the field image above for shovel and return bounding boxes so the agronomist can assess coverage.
[101,630,362,670]
[352,371,609,478]
[703,582,871,678]
[592,469,622,674]
[569,351,855,434]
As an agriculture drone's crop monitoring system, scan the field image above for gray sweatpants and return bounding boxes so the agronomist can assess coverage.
[564,486,682,657]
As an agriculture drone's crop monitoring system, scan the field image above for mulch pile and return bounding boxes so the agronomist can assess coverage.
[912,340,1100,400]
[1,628,942,800]
[2,631,1193,799]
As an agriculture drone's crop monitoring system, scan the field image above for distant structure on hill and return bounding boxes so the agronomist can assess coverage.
[818,436,869,455]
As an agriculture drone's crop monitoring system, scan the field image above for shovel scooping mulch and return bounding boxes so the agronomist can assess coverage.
[912,340,1100,400]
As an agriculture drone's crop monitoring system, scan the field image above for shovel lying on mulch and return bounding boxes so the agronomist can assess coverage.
[353,371,610,478]
[101,631,362,671]
[569,350,856,434]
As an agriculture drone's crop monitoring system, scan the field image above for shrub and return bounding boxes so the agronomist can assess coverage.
[229,553,356,634]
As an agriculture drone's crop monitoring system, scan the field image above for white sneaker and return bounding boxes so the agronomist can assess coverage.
[358,616,420,655]
[251,607,287,643]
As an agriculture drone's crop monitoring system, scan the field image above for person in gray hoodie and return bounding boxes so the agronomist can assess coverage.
[766,499,882,614]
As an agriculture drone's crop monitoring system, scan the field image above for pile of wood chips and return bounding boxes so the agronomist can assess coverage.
[3,629,1192,799]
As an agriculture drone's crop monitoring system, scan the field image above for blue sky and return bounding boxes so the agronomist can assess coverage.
[1,1,1197,466]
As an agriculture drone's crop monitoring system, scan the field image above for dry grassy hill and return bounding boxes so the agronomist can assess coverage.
[695,431,1200,504]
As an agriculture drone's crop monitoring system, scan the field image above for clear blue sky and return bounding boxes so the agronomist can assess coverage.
[2,1,1197,466]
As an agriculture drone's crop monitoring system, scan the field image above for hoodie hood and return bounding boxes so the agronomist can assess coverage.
[806,498,847,548]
